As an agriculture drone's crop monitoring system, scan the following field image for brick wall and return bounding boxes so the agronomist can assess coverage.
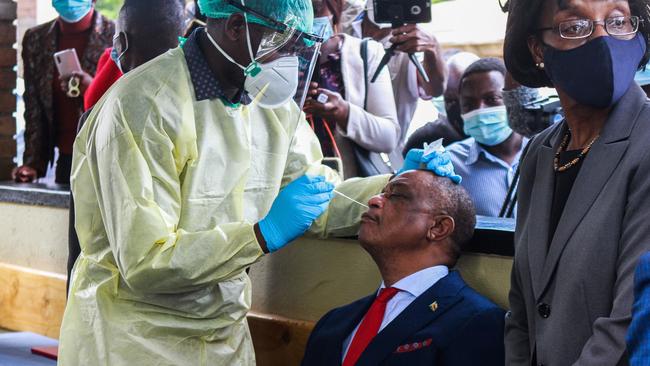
[0,0,17,180]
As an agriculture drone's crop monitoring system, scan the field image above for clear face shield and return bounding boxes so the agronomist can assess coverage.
[251,25,323,110]
[208,0,323,110]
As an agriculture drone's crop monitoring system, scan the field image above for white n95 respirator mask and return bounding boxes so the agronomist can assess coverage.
[205,25,300,109]
[243,56,299,109]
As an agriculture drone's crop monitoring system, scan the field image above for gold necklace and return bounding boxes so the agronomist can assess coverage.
[553,131,599,173]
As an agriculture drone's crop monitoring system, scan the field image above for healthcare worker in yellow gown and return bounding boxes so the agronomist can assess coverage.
[58,0,395,364]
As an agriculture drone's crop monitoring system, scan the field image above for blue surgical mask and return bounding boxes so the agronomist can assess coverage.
[462,106,513,146]
[431,96,446,117]
[110,47,123,73]
[111,32,128,73]
[312,16,334,40]
[544,33,646,108]
[52,0,93,23]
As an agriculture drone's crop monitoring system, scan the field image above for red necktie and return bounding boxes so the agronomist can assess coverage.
[343,287,400,366]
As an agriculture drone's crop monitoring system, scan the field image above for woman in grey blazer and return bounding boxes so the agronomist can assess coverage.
[502,0,650,364]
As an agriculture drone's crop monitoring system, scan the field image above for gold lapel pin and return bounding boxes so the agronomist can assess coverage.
[429,301,438,312]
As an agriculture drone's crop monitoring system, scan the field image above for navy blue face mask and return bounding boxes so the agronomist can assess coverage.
[543,33,646,108]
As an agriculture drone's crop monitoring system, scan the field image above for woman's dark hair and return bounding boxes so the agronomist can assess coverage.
[503,0,650,87]
[312,0,344,26]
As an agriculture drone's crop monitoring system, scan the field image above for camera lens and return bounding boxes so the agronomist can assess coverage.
[410,5,422,15]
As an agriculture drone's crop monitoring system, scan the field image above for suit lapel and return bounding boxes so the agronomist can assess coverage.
[356,272,465,366]
[537,85,645,299]
[527,124,563,298]
[322,295,375,365]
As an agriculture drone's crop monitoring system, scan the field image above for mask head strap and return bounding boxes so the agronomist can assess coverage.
[113,31,129,60]
[205,0,261,77]
[241,0,261,77]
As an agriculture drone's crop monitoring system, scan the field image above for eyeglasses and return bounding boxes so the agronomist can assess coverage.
[538,15,640,40]
[225,0,323,43]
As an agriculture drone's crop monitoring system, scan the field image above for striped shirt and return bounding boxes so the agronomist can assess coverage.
[447,138,526,217]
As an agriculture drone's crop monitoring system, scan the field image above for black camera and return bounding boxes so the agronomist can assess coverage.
[373,0,432,25]
[518,96,563,136]
[523,96,563,125]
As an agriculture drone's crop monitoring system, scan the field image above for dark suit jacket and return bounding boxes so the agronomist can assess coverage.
[21,11,113,176]
[302,271,505,366]
[505,84,650,366]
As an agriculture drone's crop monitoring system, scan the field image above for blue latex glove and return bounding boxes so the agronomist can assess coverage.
[400,149,425,173]
[398,148,463,184]
[259,175,334,252]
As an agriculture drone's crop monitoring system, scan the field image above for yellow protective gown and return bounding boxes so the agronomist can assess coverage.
[59,46,389,365]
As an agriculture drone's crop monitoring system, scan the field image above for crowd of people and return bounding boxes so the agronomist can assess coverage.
[15,0,575,220]
[12,0,650,364]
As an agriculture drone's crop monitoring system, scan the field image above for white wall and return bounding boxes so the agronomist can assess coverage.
[36,0,57,24]
[0,202,69,275]
[428,0,508,46]
[0,201,512,322]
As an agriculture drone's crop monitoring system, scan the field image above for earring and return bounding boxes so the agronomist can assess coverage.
[536,62,545,69]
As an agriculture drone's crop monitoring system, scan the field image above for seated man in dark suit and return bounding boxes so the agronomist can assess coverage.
[302,170,505,366]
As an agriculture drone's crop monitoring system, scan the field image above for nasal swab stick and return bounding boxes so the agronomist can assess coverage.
[333,189,369,209]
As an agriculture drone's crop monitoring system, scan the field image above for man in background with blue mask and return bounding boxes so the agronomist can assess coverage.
[58,0,395,364]
[446,58,526,217]
[404,52,480,153]
[65,0,188,293]
[13,0,113,184]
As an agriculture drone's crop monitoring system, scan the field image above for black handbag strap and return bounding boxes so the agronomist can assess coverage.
[361,38,370,110]
[353,37,395,177]
[499,139,533,218]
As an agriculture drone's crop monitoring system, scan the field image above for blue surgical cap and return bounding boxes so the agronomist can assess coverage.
[198,0,314,34]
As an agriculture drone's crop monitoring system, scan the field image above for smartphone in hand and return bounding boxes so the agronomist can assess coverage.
[54,49,82,78]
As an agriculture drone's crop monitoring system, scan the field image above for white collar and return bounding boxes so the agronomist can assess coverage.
[351,19,363,39]
[380,265,449,298]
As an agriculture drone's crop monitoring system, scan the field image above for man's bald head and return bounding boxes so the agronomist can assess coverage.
[443,52,480,133]
[359,170,476,267]
[447,52,480,79]
[115,0,185,72]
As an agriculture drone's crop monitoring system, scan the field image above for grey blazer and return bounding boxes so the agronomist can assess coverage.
[505,84,650,366]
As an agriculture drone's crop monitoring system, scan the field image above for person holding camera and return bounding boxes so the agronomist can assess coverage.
[347,0,447,158]
[304,0,399,179]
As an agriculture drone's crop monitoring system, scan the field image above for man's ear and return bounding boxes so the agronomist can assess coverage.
[426,215,455,242]
[224,13,247,41]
